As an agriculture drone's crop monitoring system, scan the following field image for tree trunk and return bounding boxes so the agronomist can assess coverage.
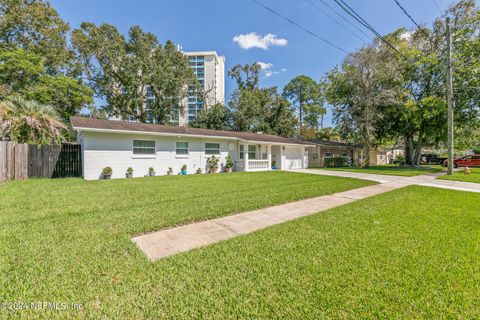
[363,145,370,168]
[404,129,425,166]
[405,134,415,166]
[413,128,425,166]
[299,103,303,130]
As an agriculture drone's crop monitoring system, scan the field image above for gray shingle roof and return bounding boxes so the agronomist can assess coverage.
[306,139,362,148]
[71,117,313,146]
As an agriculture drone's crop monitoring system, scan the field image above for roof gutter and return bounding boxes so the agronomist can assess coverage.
[241,140,315,147]
[72,126,239,141]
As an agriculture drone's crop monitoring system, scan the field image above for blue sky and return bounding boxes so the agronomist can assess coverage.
[51,0,450,126]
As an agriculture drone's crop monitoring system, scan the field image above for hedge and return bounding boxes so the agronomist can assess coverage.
[324,157,349,167]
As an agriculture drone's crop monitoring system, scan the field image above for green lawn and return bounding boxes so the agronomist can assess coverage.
[0,171,374,318]
[314,164,443,176]
[438,168,480,183]
[2,180,478,318]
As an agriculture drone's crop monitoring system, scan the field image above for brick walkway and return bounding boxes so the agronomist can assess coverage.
[133,170,480,261]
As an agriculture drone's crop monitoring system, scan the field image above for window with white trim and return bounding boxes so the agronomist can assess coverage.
[248,145,256,159]
[176,142,189,155]
[239,145,244,159]
[359,150,365,160]
[324,152,333,158]
[205,143,220,155]
[133,140,155,155]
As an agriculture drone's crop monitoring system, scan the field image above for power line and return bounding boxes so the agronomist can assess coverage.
[306,0,369,44]
[252,0,348,53]
[432,0,443,14]
[316,0,372,41]
[393,0,434,46]
[333,0,410,60]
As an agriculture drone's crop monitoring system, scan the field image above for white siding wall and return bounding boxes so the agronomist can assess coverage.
[82,131,237,180]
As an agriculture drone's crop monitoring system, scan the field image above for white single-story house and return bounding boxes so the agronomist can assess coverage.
[71,117,313,180]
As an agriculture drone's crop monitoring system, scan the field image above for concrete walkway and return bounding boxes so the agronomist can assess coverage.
[294,169,480,193]
[133,169,480,261]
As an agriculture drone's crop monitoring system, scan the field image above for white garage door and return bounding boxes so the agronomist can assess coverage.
[285,147,303,169]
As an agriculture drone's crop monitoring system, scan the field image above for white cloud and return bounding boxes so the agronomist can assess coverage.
[233,32,288,50]
[256,62,286,78]
[257,61,274,77]
[257,61,273,70]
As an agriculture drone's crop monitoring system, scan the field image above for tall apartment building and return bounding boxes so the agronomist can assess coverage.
[182,51,225,125]
[110,50,225,126]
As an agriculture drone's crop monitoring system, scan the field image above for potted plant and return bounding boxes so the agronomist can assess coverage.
[148,167,155,177]
[207,155,219,174]
[126,167,133,178]
[271,160,276,170]
[196,168,202,174]
[167,167,173,176]
[224,155,233,173]
[181,164,187,175]
[102,166,112,179]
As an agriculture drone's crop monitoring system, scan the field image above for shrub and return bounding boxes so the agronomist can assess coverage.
[225,155,233,169]
[207,155,219,172]
[102,166,112,175]
[181,164,187,171]
[393,154,405,165]
[126,167,133,174]
[324,157,349,168]
[148,167,155,173]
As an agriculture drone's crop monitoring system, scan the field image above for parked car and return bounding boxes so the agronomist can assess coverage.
[443,154,480,167]
[422,154,447,165]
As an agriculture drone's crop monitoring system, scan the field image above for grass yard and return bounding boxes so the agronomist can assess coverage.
[438,167,480,184]
[152,186,479,319]
[0,171,374,318]
[314,164,443,176]
[2,179,478,318]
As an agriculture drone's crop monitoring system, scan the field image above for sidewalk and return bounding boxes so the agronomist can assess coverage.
[294,169,480,193]
[133,170,470,261]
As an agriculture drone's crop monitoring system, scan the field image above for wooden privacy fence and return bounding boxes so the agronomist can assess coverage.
[0,142,28,182]
[0,142,82,182]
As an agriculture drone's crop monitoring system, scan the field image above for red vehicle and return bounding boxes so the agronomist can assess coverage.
[443,154,480,168]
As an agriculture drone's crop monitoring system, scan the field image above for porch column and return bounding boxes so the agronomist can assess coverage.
[267,145,272,170]
[244,144,249,171]
[303,147,307,169]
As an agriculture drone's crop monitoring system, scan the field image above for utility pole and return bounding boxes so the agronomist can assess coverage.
[446,17,454,176]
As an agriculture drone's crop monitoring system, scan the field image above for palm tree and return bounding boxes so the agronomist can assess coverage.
[0,99,15,141]
[2,96,66,144]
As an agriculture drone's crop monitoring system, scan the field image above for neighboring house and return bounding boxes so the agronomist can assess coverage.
[371,146,405,165]
[306,140,365,167]
[71,117,312,180]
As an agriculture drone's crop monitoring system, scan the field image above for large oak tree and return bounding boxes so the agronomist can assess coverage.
[72,23,196,124]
